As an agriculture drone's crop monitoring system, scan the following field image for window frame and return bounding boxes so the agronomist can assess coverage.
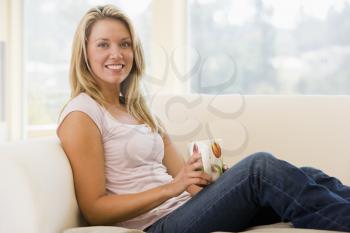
[1,0,24,141]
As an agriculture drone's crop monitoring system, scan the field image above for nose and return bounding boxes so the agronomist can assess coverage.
[110,44,123,59]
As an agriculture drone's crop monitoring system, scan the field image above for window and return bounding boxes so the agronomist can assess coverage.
[12,0,350,139]
[189,0,350,94]
[23,0,152,137]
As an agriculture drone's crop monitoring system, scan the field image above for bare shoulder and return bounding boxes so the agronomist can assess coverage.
[57,111,102,160]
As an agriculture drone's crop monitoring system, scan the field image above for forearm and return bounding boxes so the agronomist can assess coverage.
[85,183,175,225]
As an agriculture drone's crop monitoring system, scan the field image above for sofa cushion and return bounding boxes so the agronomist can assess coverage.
[0,158,38,233]
[63,226,144,233]
[213,222,345,232]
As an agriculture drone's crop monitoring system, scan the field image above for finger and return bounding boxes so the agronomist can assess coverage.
[190,160,203,171]
[201,172,213,182]
[191,151,201,159]
[188,171,212,182]
[223,164,229,172]
[187,153,201,165]
[189,177,210,186]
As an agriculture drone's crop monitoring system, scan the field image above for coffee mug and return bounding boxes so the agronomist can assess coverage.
[188,138,223,181]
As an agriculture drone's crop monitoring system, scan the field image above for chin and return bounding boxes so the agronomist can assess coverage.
[95,77,122,86]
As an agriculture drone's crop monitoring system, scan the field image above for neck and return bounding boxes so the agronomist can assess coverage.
[100,86,123,108]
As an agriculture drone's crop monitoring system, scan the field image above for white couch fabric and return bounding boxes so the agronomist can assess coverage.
[0,94,349,233]
[0,138,82,233]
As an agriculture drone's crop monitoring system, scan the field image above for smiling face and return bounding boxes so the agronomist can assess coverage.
[87,18,134,91]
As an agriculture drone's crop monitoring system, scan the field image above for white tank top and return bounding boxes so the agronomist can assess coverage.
[57,93,190,230]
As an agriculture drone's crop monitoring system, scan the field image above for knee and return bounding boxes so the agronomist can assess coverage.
[300,166,322,177]
[300,166,319,173]
[235,152,278,185]
[246,152,278,173]
[249,151,277,163]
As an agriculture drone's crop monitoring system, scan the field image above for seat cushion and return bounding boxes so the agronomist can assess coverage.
[63,226,144,233]
[213,222,347,232]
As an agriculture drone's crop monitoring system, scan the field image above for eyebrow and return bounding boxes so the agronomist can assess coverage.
[94,37,131,42]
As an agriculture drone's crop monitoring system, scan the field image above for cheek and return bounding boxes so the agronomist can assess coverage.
[125,50,134,63]
[87,48,104,66]
[89,55,105,71]
[127,53,134,71]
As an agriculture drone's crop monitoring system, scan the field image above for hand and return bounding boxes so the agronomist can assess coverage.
[168,145,212,197]
[223,164,230,173]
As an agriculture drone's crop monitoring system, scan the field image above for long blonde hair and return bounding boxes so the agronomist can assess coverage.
[68,4,164,134]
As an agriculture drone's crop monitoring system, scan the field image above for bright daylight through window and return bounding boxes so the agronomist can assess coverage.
[189,0,350,94]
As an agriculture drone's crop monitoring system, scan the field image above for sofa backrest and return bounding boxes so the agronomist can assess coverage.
[0,137,83,233]
[150,94,350,185]
[1,94,349,233]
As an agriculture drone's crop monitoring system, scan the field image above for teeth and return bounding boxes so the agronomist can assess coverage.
[106,64,123,70]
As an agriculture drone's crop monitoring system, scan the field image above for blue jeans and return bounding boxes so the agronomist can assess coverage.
[146,152,350,233]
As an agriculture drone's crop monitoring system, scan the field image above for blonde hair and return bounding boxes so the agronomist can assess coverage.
[68,4,164,134]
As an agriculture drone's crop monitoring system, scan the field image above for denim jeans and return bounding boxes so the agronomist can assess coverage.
[146,152,350,233]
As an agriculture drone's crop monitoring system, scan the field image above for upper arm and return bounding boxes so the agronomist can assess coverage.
[159,122,186,178]
[162,133,185,178]
[57,111,106,220]
[161,129,203,196]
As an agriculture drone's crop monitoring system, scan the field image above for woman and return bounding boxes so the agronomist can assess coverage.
[57,4,350,233]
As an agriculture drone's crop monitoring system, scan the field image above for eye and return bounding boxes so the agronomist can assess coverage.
[120,41,131,49]
[97,42,109,48]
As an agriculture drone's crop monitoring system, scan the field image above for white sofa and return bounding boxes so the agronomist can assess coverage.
[0,94,349,233]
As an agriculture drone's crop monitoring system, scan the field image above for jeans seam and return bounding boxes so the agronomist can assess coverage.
[258,174,350,231]
[182,176,250,233]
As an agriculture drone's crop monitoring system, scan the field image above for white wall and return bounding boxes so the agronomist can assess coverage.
[150,0,189,94]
